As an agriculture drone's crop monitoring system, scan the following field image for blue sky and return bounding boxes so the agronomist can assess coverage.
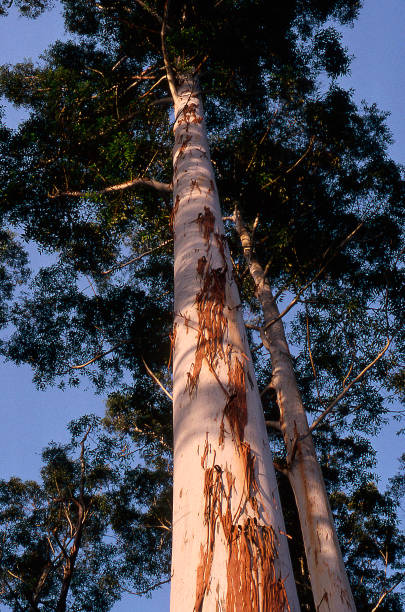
[0,1,404,610]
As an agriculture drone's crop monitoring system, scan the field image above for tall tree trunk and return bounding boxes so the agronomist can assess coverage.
[170,75,300,611]
[234,211,356,612]
[56,505,84,612]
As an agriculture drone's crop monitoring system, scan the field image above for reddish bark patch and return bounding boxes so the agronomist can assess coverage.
[224,357,248,444]
[197,256,207,277]
[178,102,203,126]
[214,232,227,267]
[186,266,228,394]
[178,133,193,159]
[170,194,180,233]
[168,322,177,371]
[240,442,259,506]
[196,206,216,243]
[226,518,290,612]
[195,452,289,612]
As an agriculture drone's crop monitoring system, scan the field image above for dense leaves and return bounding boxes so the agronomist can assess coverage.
[0,416,171,611]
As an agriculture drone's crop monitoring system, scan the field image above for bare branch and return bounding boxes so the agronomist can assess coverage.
[150,96,173,106]
[6,569,25,583]
[305,309,323,404]
[161,0,178,102]
[261,135,315,189]
[138,74,167,99]
[371,576,404,612]
[120,576,172,596]
[142,357,173,401]
[246,111,278,172]
[245,323,260,332]
[265,420,282,431]
[70,341,129,370]
[273,462,288,477]
[263,222,364,331]
[305,338,392,436]
[134,0,165,26]
[111,55,128,71]
[49,178,172,198]
[102,239,173,275]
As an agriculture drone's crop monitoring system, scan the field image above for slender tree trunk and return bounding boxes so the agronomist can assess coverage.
[170,75,300,611]
[234,212,356,611]
[56,506,84,612]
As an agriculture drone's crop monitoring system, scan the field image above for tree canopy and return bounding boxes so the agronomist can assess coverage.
[0,0,403,609]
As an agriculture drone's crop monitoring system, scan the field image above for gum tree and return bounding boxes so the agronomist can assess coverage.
[0,1,404,610]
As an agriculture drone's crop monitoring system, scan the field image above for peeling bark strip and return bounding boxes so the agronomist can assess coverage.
[186,264,228,394]
[195,446,289,612]
[224,357,248,444]
[170,75,299,611]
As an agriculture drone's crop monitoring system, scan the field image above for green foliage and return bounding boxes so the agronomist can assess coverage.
[0,415,171,611]
[0,0,53,18]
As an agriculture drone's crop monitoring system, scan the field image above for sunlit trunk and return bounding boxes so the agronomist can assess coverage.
[235,213,356,611]
[170,75,300,611]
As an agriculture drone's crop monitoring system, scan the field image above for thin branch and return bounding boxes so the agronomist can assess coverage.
[245,321,260,331]
[111,55,128,71]
[266,420,282,431]
[371,576,404,612]
[138,74,167,99]
[261,135,315,189]
[69,341,129,370]
[2,576,25,611]
[120,576,171,597]
[142,357,173,401]
[305,337,392,436]
[134,0,165,25]
[49,178,172,198]
[150,96,172,106]
[305,309,323,404]
[246,110,279,172]
[6,569,25,583]
[273,462,288,477]
[102,239,173,275]
[161,0,178,103]
[263,222,364,331]
[251,342,263,354]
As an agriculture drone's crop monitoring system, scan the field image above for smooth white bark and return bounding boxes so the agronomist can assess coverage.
[235,213,356,612]
[170,76,300,611]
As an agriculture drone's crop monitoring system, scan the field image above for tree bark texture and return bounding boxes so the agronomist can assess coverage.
[235,212,356,612]
[170,75,300,612]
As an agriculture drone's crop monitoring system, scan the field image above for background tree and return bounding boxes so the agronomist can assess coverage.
[0,415,171,611]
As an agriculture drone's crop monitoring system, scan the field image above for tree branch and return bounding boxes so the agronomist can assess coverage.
[261,135,315,189]
[69,341,129,370]
[371,576,404,612]
[49,178,172,198]
[102,238,173,275]
[161,0,178,103]
[266,420,282,431]
[263,222,364,331]
[134,0,165,26]
[120,576,172,596]
[142,357,173,401]
[305,337,392,436]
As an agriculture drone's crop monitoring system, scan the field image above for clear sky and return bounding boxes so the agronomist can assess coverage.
[0,1,404,610]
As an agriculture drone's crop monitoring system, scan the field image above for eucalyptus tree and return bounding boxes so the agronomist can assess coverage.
[0,0,404,610]
[0,415,171,611]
